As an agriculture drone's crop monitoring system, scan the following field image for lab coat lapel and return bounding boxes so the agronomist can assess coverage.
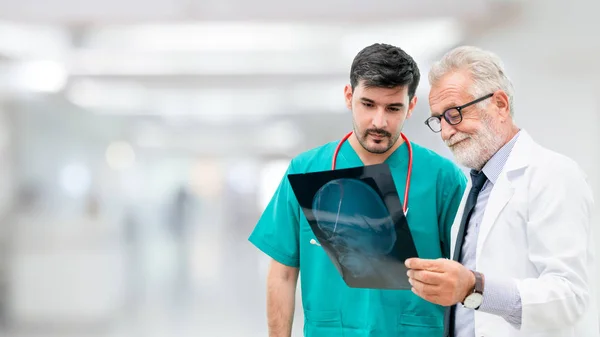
[476,131,533,259]
[476,174,515,259]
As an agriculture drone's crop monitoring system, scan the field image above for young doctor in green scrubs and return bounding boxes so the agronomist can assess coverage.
[248,43,467,337]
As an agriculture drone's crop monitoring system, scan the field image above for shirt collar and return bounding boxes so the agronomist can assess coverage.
[481,130,521,185]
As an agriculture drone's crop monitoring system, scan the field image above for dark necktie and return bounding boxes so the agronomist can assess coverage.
[444,169,488,337]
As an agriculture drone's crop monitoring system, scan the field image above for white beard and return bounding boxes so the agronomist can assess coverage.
[446,116,504,171]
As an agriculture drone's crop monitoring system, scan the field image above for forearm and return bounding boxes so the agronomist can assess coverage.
[266,263,299,337]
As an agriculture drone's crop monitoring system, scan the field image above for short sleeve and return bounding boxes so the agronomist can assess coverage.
[438,163,467,258]
[248,161,301,268]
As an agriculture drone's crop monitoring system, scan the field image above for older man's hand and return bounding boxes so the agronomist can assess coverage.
[405,258,476,307]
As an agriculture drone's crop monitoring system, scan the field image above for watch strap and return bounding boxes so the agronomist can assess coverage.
[473,271,484,294]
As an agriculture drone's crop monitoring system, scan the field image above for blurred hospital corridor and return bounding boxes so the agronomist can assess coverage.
[0,0,598,336]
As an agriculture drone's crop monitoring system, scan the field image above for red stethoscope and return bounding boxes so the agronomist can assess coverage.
[331,131,413,216]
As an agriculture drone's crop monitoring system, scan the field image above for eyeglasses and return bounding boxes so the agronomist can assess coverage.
[424,93,494,133]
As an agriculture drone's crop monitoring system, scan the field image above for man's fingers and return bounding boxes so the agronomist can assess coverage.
[407,269,442,286]
[409,277,426,295]
[411,285,444,306]
[405,258,447,272]
[409,278,439,299]
[408,268,458,307]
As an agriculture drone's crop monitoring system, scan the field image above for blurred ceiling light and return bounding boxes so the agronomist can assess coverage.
[70,20,463,77]
[85,22,329,52]
[0,23,70,59]
[59,162,91,198]
[12,60,68,93]
[340,19,463,63]
[69,49,340,76]
[105,141,136,170]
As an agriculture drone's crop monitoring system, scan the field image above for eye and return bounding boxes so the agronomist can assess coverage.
[388,107,400,112]
[362,102,374,108]
[445,108,461,122]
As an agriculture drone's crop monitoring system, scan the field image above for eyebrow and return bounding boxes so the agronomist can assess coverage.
[360,97,405,107]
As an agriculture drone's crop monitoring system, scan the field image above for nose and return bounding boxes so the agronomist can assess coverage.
[372,107,387,129]
[440,119,456,141]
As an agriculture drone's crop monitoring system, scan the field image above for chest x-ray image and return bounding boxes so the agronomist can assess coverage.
[288,163,419,290]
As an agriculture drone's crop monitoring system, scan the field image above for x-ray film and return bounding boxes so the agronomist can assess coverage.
[287,163,419,290]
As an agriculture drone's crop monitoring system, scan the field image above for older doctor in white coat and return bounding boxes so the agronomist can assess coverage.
[405,45,599,337]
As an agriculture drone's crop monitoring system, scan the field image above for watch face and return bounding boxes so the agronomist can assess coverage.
[464,292,483,309]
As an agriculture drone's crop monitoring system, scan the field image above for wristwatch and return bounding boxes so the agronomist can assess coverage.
[462,270,484,310]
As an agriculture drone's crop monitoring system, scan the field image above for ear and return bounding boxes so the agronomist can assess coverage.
[344,84,353,110]
[494,90,511,119]
[406,95,418,119]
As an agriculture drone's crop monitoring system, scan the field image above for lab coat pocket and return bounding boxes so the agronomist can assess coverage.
[398,313,444,336]
[304,308,343,337]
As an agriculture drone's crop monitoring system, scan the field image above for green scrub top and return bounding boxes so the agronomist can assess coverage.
[249,138,467,337]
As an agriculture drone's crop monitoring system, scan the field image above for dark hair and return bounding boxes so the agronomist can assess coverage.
[350,43,420,99]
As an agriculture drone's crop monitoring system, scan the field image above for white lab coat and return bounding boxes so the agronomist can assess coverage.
[450,130,599,337]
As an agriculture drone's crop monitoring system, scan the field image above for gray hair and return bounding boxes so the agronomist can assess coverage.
[428,46,515,115]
